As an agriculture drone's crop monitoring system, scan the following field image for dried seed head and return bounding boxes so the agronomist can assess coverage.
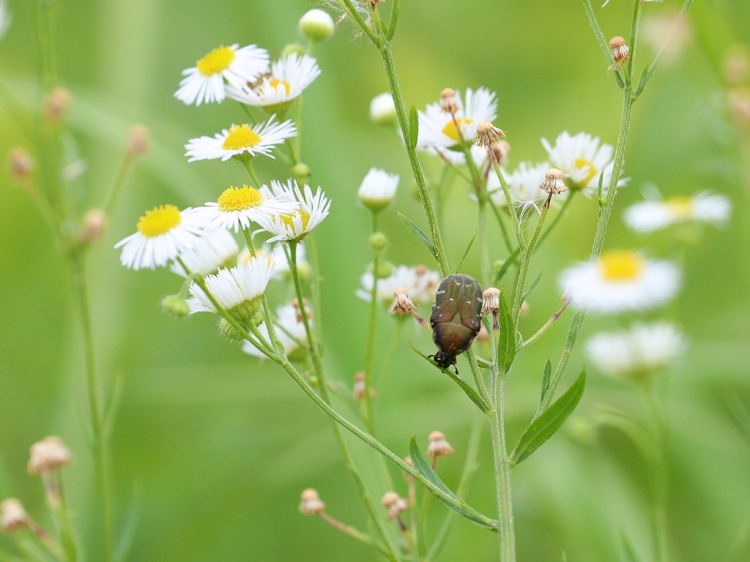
[7,147,35,179]
[440,88,459,114]
[28,436,72,475]
[491,140,511,167]
[390,288,416,316]
[609,36,630,67]
[126,124,150,156]
[475,121,506,151]
[44,87,71,122]
[482,287,501,330]
[427,430,454,459]
[299,488,326,516]
[520,300,530,317]
[81,208,108,245]
[381,491,408,519]
[540,168,567,195]
[353,372,366,401]
[0,499,29,533]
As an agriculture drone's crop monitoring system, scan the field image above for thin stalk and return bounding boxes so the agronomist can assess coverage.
[520,298,571,350]
[490,163,521,240]
[318,513,387,555]
[241,230,282,351]
[362,212,381,432]
[512,196,552,324]
[69,254,113,562]
[488,383,515,561]
[239,158,262,187]
[306,237,324,349]
[288,242,401,562]
[102,153,135,215]
[488,198,514,255]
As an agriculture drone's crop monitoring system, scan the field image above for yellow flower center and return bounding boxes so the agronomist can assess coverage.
[664,196,694,219]
[196,46,236,76]
[574,158,598,187]
[217,185,263,211]
[136,205,181,237]
[441,117,473,143]
[280,210,310,232]
[598,250,644,281]
[222,124,262,150]
[269,78,291,96]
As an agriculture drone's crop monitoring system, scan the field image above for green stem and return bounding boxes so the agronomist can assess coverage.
[490,163,521,240]
[239,158,262,187]
[69,254,113,562]
[362,212,381,432]
[306,237,324,350]
[318,512,387,556]
[520,298,571,350]
[488,383,515,561]
[512,196,552,324]
[241,230,282,351]
[102,153,134,215]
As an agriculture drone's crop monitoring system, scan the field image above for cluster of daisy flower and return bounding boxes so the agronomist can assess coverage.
[115,11,337,361]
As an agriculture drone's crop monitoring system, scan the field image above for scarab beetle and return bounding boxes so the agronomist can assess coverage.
[429,273,483,371]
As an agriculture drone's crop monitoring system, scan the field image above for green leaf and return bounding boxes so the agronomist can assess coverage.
[493,248,520,285]
[398,212,437,259]
[496,289,516,374]
[539,360,552,404]
[455,231,477,274]
[410,343,490,413]
[521,271,543,302]
[621,533,640,562]
[386,0,400,40]
[409,437,496,529]
[114,490,140,562]
[509,369,586,467]
[407,104,419,149]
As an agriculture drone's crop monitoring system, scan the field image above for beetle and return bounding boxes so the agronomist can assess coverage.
[429,273,483,371]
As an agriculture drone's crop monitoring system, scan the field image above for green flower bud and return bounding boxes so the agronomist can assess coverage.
[281,43,306,59]
[369,260,394,279]
[370,232,388,251]
[161,294,190,318]
[217,317,246,342]
[292,162,311,185]
[298,9,335,42]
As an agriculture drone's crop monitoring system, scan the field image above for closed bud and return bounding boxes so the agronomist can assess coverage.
[369,231,388,251]
[81,208,108,245]
[161,294,190,318]
[126,124,150,156]
[44,87,71,122]
[370,93,397,125]
[292,162,311,185]
[299,9,335,42]
[369,260,394,279]
[7,147,34,179]
[281,43,306,58]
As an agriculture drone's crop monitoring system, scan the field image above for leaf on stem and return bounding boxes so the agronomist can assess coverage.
[539,359,552,404]
[114,490,140,562]
[496,289,516,374]
[521,271,543,302]
[509,369,586,467]
[398,212,438,259]
[455,231,477,274]
[493,248,520,285]
[621,533,640,562]
[407,103,419,149]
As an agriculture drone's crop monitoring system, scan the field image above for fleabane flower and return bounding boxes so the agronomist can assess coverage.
[624,191,731,233]
[228,54,321,111]
[542,131,626,196]
[192,184,299,233]
[115,205,204,270]
[258,180,331,242]
[243,303,309,361]
[185,117,296,162]
[175,44,269,106]
[488,162,550,207]
[187,257,273,321]
[586,322,686,379]
[358,168,399,212]
[238,243,306,280]
[560,250,680,314]
[170,229,239,277]
[357,265,440,307]
[418,87,497,151]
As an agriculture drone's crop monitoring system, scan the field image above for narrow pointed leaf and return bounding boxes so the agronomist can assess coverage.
[539,360,552,403]
[386,0,400,40]
[496,289,516,373]
[455,231,477,274]
[398,212,437,259]
[409,437,495,529]
[621,533,640,562]
[493,248,520,284]
[509,369,586,467]
[521,271,543,302]
[407,104,419,149]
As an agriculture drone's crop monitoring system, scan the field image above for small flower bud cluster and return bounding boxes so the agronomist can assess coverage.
[482,287,501,330]
[381,491,408,520]
[427,431,454,461]
[299,488,326,516]
[440,88,459,115]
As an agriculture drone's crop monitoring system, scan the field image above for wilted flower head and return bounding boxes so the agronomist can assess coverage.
[488,161,550,208]
[299,488,326,515]
[381,491,408,520]
[28,436,72,474]
[7,147,34,179]
[0,499,28,533]
[126,124,150,156]
[427,431,454,460]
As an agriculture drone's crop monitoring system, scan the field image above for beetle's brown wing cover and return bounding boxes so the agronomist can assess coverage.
[458,275,483,334]
[431,274,476,326]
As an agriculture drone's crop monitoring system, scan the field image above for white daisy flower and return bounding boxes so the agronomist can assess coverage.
[187,257,273,320]
[358,168,399,211]
[370,92,396,125]
[238,243,306,280]
[257,180,331,242]
[586,322,686,378]
[227,54,321,109]
[243,303,309,360]
[417,87,497,150]
[175,44,269,106]
[488,161,550,208]
[428,144,488,167]
[115,205,204,270]
[560,250,680,314]
[170,229,239,277]
[0,0,11,40]
[357,265,440,307]
[185,117,296,162]
[624,191,731,233]
[191,184,299,233]
[542,131,627,196]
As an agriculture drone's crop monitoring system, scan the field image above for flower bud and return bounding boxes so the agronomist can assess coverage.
[369,260,394,279]
[126,124,150,156]
[427,431,454,460]
[81,208,108,245]
[299,9,335,42]
[28,436,72,475]
[44,87,71,122]
[299,488,326,515]
[359,168,399,212]
[370,93,397,125]
[369,232,388,251]
[281,43,306,58]
[161,294,190,318]
[292,162,311,185]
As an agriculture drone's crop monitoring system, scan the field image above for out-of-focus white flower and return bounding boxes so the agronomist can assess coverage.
[170,229,239,277]
[257,180,331,242]
[0,1,12,41]
[115,205,204,270]
[560,250,680,314]
[542,131,627,196]
[418,87,497,151]
[175,44,269,106]
[192,184,299,233]
[228,54,320,109]
[357,265,440,307]
[370,92,397,125]
[185,118,296,162]
[488,161,550,207]
[587,322,686,378]
[624,191,731,232]
[358,168,399,211]
[243,303,309,360]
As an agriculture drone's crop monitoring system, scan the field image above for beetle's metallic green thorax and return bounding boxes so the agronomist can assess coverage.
[430,274,483,368]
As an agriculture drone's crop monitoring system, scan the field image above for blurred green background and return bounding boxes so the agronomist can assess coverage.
[1,0,750,560]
